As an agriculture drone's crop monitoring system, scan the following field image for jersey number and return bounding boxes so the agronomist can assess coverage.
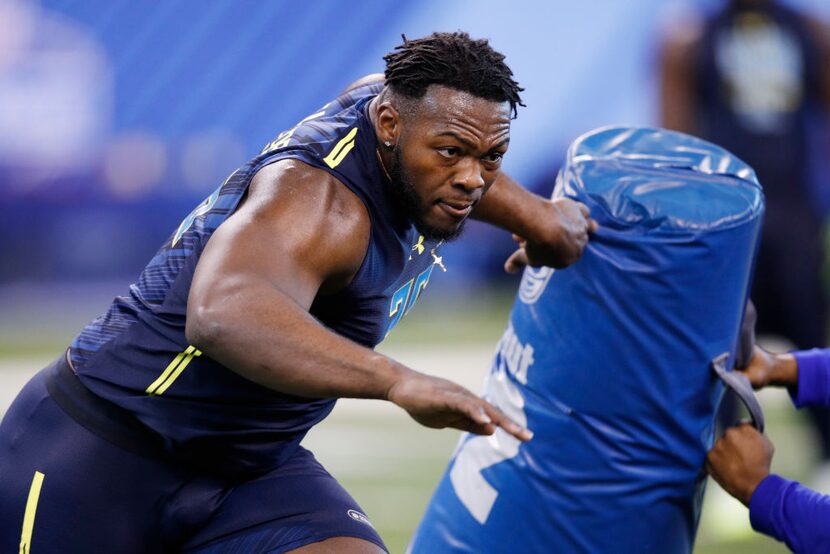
[386,265,434,336]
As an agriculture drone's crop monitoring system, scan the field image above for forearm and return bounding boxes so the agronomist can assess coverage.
[472,172,548,240]
[474,171,593,269]
[750,474,830,553]
[187,278,411,400]
[790,349,830,407]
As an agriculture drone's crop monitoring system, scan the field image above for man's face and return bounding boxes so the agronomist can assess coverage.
[389,85,511,241]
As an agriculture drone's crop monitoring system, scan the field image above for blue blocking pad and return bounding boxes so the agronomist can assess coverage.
[409,127,765,554]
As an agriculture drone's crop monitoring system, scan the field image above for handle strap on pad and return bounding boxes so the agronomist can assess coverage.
[711,352,765,433]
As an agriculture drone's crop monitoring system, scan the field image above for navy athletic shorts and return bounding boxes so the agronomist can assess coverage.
[0,356,387,553]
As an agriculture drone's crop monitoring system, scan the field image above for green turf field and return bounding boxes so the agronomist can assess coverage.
[0,285,801,553]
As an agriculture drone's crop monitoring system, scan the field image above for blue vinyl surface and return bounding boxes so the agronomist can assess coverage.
[409,127,765,554]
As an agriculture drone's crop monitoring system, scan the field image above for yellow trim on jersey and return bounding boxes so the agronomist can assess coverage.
[411,235,425,255]
[146,346,202,396]
[323,127,358,169]
[19,471,44,554]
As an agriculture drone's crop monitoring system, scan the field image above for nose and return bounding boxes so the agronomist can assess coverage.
[453,157,485,192]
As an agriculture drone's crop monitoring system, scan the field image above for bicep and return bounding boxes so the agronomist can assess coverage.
[182,163,393,398]
[189,162,369,316]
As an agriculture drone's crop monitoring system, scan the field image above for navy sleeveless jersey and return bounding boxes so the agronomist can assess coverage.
[693,1,823,206]
[69,82,444,476]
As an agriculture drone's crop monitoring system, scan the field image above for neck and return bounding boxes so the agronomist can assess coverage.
[375,147,393,183]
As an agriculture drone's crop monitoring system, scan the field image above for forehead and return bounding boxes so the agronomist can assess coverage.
[406,85,511,144]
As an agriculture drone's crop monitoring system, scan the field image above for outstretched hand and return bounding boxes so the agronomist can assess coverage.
[504,198,597,273]
[386,372,533,442]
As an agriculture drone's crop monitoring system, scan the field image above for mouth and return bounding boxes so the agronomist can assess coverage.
[437,199,474,219]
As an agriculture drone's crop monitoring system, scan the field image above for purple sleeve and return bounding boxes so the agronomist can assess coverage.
[749,474,830,553]
[790,349,830,408]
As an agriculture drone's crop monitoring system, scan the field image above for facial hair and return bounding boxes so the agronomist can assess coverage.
[387,147,466,242]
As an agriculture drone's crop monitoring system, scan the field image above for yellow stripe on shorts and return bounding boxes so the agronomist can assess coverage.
[19,471,44,554]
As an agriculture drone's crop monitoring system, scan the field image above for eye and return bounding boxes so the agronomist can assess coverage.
[483,152,504,164]
[437,147,461,159]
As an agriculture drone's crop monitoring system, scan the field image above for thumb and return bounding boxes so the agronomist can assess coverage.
[504,248,529,274]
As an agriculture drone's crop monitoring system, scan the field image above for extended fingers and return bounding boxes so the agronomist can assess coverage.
[481,402,533,442]
[454,399,496,434]
[452,397,532,442]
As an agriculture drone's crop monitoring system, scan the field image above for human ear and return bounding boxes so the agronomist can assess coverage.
[376,102,401,149]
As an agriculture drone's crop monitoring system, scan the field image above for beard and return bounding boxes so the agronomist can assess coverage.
[387,147,466,242]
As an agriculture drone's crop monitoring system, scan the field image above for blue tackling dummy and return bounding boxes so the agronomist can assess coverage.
[409,127,765,554]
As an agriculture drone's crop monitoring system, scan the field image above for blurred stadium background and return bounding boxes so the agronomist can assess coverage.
[3,0,830,552]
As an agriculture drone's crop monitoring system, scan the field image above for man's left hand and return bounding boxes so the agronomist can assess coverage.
[505,198,597,272]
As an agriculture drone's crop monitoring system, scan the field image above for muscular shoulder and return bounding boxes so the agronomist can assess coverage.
[340,73,385,95]
[246,159,368,223]
[241,159,372,292]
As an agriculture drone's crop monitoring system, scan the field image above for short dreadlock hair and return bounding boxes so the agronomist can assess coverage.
[383,32,525,118]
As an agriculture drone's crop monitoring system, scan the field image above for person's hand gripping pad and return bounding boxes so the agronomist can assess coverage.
[711,352,765,433]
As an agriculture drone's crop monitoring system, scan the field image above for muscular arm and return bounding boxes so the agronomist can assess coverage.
[472,172,551,239]
[186,160,531,439]
[187,160,394,398]
[473,172,595,269]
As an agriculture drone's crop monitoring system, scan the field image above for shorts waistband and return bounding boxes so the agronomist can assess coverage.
[45,352,169,459]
